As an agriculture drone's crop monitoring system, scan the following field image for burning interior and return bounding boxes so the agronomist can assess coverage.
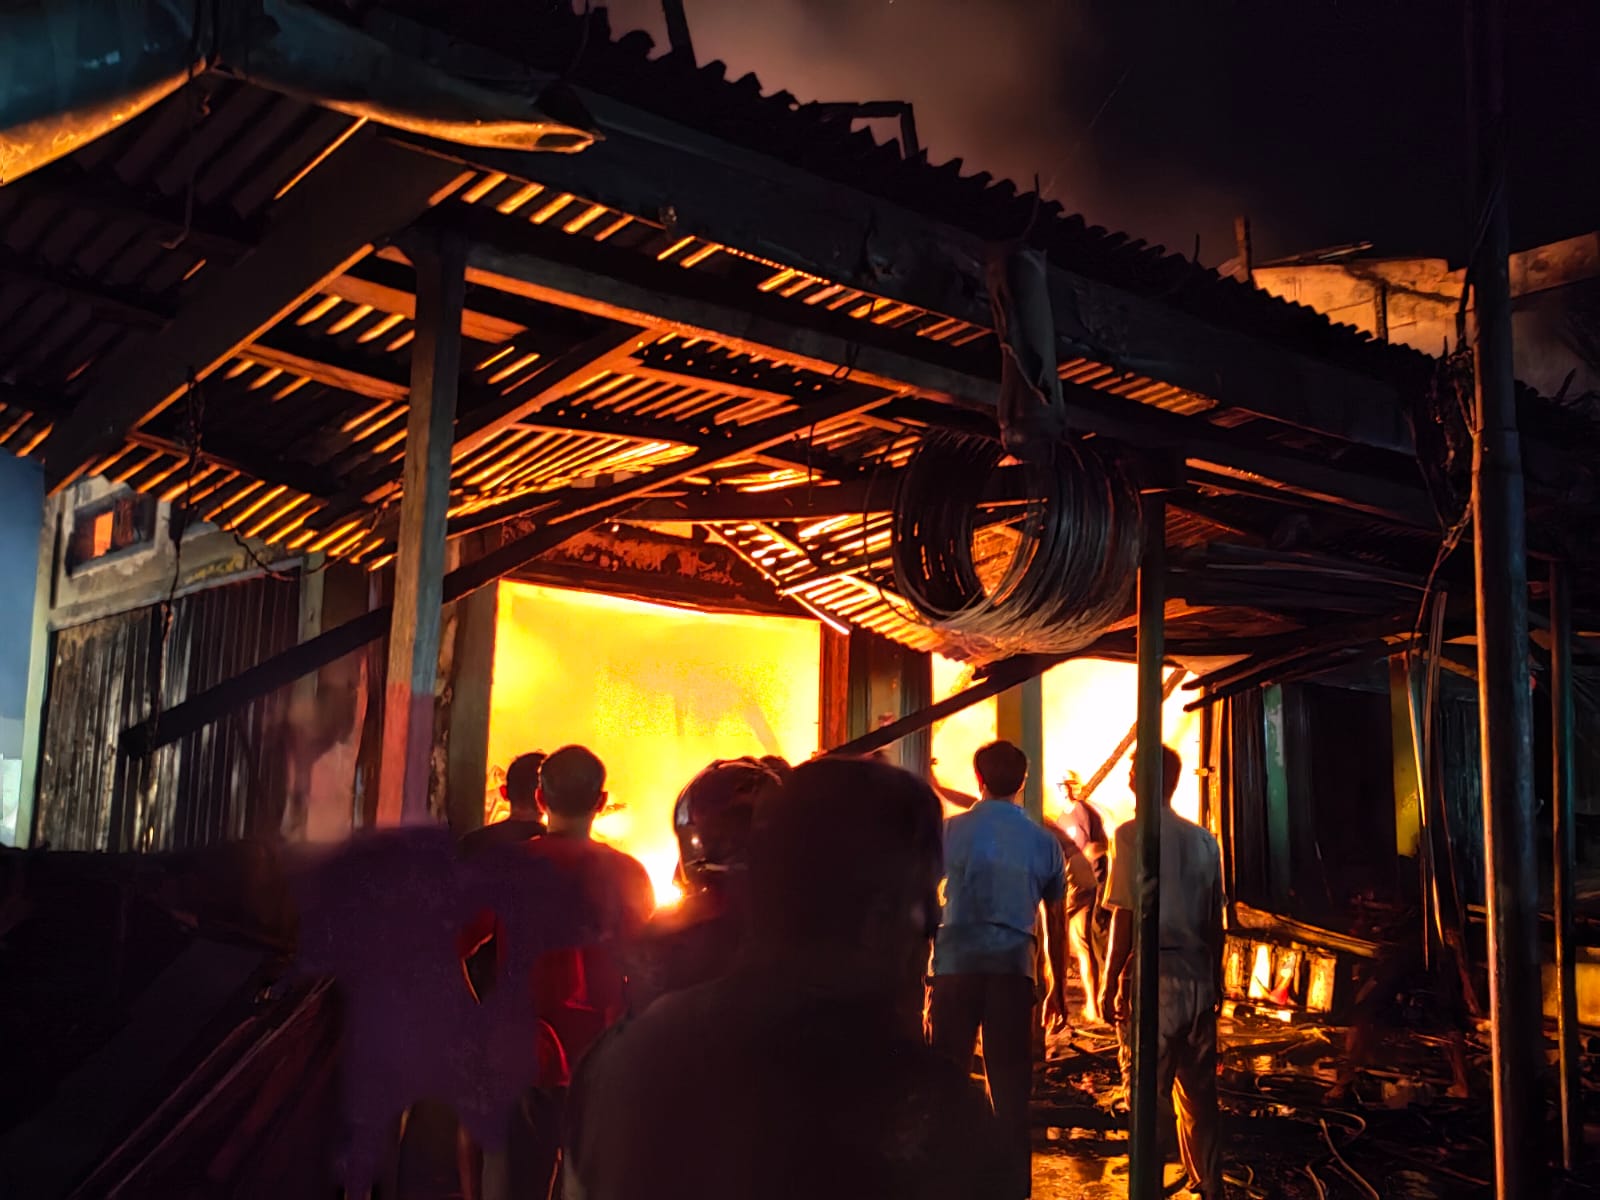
[0,1,1597,1197]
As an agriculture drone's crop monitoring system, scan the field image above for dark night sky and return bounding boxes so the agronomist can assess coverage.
[600,0,1600,268]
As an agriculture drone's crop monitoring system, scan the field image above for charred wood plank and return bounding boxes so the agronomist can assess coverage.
[376,231,465,825]
[0,248,176,330]
[0,939,268,1198]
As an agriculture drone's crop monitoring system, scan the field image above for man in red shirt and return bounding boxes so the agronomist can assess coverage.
[480,744,653,1200]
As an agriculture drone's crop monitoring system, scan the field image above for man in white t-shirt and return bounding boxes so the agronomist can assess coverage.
[1100,746,1223,1200]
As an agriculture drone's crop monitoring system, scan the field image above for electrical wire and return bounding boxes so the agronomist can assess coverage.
[1320,1117,1380,1200]
[890,433,1140,657]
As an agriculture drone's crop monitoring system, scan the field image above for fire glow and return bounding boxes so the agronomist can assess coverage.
[485,582,822,906]
[930,655,1204,827]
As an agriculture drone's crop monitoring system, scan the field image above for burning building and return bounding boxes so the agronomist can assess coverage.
[0,2,1596,1196]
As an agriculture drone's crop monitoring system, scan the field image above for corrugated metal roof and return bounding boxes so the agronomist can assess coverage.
[2,9,1552,654]
[397,1,1437,388]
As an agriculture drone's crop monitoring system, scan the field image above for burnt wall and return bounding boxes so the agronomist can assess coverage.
[34,574,301,852]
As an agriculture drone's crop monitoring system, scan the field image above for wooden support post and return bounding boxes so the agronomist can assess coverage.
[899,650,934,781]
[997,676,1045,822]
[1551,560,1582,1171]
[1468,2,1543,1194]
[842,629,932,776]
[376,233,466,826]
[445,533,501,837]
[1129,493,1166,1200]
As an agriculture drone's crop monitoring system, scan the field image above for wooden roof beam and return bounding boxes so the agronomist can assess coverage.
[448,205,1438,529]
[36,132,466,493]
[374,23,1412,452]
[326,255,606,346]
[121,381,894,756]
[624,478,898,523]
[0,381,342,503]
[439,381,892,538]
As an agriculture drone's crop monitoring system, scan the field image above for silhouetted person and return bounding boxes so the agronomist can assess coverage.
[1038,818,1103,1023]
[1100,746,1223,1200]
[627,757,783,1013]
[929,740,1068,1200]
[563,757,1002,1200]
[472,745,653,1200]
[460,752,547,858]
[456,749,548,1193]
[1053,773,1111,1004]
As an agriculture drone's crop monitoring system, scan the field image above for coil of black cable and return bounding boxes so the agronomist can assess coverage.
[891,433,1142,658]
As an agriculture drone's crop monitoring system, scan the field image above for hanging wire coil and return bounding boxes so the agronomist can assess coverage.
[891,433,1142,658]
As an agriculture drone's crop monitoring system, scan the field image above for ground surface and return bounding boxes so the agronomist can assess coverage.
[1026,1012,1600,1199]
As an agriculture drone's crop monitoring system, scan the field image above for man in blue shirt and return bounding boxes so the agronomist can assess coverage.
[930,740,1068,1200]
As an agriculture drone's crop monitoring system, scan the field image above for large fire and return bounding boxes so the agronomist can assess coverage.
[484,581,1198,904]
[930,655,1203,827]
[486,582,822,906]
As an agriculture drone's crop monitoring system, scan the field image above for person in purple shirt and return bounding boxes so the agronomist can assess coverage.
[929,740,1068,1200]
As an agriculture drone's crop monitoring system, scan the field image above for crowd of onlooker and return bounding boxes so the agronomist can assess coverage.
[448,737,1223,1200]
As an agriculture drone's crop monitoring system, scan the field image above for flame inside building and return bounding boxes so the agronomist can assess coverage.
[930,657,1204,828]
[487,583,822,906]
[486,582,1201,907]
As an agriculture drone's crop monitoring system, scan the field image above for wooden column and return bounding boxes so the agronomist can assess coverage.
[1468,1,1543,1193]
[1551,560,1582,1170]
[376,232,466,826]
[1129,493,1167,1200]
[444,534,501,836]
[898,649,934,780]
[997,676,1045,821]
[819,626,850,751]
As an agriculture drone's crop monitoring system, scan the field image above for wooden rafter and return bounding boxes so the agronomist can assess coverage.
[37,132,465,493]
[446,207,1438,528]
[122,381,896,753]
[370,12,1412,450]
[0,382,342,502]
[439,380,892,536]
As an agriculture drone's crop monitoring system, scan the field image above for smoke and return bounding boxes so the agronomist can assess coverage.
[599,0,1244,259]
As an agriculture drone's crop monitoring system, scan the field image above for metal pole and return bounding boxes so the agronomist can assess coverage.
[1129,492,1166,1200]
[1551,560,1582,1170]
[661,0,695,60]
[1468,0,1545,1194]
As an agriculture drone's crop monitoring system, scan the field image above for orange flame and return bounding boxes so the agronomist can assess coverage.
[486,583,821,907]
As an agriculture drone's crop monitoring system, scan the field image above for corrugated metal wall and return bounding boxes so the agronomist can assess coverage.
[35,574,301,852]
